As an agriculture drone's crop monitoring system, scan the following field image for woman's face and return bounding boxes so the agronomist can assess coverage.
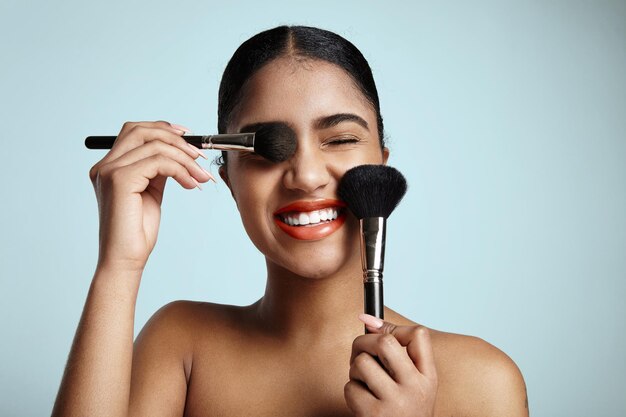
[221,56,388,279]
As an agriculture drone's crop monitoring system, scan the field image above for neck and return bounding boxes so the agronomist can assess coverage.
[254,255,366,346]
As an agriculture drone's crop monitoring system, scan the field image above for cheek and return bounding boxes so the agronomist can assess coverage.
[232,180,267,218]
[231,185,270,252]
[229,166,280,235]
[327,146,387,177]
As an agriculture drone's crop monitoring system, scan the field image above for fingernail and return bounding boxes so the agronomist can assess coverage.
[191,177,203,191]
[171,123,192,133]
[187,143,199,154]
[358,313,384,329]
[187,143,208,160]
[197,149,208,160]
[202,167,217,183]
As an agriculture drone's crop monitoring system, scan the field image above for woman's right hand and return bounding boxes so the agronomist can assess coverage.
[88,121,214,274]
[345,314,438,417]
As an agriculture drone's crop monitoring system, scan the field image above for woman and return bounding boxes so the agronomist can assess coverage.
[52,26,528,417]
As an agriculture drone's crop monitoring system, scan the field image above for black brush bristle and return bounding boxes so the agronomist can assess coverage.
[253,123,297,162]
[338,164,408,219]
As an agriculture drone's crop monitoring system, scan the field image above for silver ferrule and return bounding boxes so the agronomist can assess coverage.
[200,133,255,151]
[360,217,386,284]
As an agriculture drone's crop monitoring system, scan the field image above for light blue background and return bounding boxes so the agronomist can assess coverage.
[1,1,624,416]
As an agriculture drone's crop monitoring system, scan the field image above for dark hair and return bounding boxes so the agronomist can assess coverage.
[217,25,384,164]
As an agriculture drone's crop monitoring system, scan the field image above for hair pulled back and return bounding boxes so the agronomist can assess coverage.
[217,25,385,164]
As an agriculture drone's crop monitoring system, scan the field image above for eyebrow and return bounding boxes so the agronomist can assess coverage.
[314,113,369,131]
[238,121,293,134]
[238,113,369,134]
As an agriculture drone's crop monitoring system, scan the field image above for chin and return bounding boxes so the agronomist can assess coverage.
[275,258,353,280]
[247,215,362,279]
[265,239,359,280]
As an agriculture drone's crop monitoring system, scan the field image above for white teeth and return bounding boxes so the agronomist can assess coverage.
[281,207,341,226]
[298,213,310,225]
[309,211,320,223]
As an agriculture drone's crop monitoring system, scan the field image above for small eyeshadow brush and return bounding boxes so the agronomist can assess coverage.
[338,164,408,332]
[84,122,297,163]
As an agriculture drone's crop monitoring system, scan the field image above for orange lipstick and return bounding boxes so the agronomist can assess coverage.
[274,199,347,241]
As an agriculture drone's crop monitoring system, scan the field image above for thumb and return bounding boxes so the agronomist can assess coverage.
[358,313,437,379]
[358,313,398,335]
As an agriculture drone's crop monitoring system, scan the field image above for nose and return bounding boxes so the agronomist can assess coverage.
[282,141,331,194]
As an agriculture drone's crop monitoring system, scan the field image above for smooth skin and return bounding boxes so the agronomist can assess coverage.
[52,57,528,417]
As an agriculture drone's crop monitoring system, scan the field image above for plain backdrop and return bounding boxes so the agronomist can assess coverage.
[1,1,624,416]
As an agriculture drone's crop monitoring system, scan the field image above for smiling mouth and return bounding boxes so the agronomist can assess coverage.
[277,207,342,227]
[273,200,347,240]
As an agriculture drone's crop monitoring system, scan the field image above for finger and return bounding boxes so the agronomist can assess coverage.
[351,333,417,385]
[102,140,214,184]
[350,334,378,364]
[117,120,183,137]
[344,379,376,416]
[399,325,437,380]
[360,314,437,380]
[107,154,202,194]
[349,352,395,399]
[99,125,200,169]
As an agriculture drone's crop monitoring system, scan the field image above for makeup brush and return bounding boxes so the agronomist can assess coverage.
[338,164,408,330]
[84,122,297,163]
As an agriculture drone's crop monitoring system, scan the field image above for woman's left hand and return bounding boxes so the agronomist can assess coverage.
[344,314,438,417]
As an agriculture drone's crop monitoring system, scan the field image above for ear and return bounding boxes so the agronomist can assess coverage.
[219,165,236,200]
[218,165,229,186]
[382,147,390,165]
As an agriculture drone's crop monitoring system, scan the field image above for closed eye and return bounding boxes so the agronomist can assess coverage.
[324,136,361,146]
[237,150,268,163]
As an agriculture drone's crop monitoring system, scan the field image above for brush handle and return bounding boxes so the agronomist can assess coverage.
[85,136,200,149]
[360,217,386,334]
[84,134,255,150]
[364,281,384,333]
[85,136,116,148]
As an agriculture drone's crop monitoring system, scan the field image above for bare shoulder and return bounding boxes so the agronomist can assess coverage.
[138,299,254,344]
[139,299,246,340]
[129,300,243,416]
[386,310,528,416]
[133,300,234,380]
[432,329,527,411]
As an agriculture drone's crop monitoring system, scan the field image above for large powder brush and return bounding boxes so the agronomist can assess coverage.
[85,122,297,163]
[338,164,408,329]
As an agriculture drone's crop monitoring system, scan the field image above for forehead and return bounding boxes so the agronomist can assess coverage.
[231,56,376,130]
